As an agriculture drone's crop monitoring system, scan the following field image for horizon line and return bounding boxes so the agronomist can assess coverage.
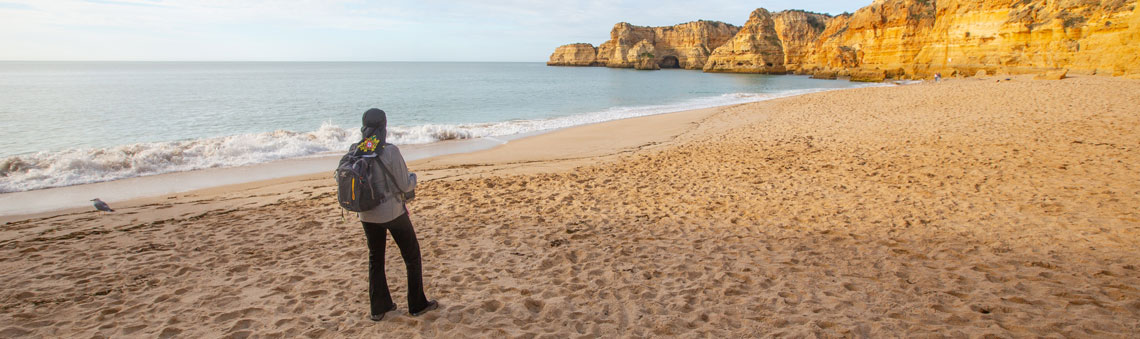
[0,60,550,63]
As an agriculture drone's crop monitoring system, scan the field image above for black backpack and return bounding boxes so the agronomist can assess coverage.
[336,148,384,212]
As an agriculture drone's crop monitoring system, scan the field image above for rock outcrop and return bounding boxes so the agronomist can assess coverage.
[773,10,833,74]
[549,0,1140,78]
[800,0,1140,78]
[634,57,662,70]
[549,20,740,70]
[547,43,598,66]
[810,70,839,80]
[1035,69,1068,80]
[802,0,937,77]
[629,40,661,70]
[704,9,787,74]
[929,0,1140,77]
[850,69,887,82]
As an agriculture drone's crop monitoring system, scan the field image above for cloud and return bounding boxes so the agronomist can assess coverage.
[3,0,415,33]
[0,2,33,10]
[85,0,169,8]
[0,0,869,61]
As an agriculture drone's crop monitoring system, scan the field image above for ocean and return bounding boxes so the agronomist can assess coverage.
[0,61,878,193]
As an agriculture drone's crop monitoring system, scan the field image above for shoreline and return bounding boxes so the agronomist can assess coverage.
[2,75,1139,337]
[0,104,717,223]
[0,133,528,219]
[0,83,876,220]
[1,65,877,195]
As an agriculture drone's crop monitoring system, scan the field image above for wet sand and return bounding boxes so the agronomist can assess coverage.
[2,75,1139,337]
[0,133,521,216]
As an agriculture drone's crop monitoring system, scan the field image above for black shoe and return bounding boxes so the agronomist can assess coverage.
[410,300,438,317]
[370,304,398,321]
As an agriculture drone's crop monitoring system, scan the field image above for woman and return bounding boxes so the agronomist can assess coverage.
[355,108,437,321]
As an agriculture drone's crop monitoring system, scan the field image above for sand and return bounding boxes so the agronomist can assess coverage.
[2,75,1139,338]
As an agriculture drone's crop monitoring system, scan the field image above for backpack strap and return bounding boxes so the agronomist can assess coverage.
[362,145,404,202]
[376,145,409,200]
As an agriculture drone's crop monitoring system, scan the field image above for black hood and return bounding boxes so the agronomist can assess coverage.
[360,108,387,146]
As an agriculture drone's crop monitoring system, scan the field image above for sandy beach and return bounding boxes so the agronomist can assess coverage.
[2,75,1139,337]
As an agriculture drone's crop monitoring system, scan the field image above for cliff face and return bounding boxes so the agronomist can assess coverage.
[804,0,937,76]
[802,0,1140,78]
[548,20,740,69]
[549,0,1140,78]
[628,40,662,70]
[704,9,787,73]
[920,0,1140,77]
[773,10,833,73]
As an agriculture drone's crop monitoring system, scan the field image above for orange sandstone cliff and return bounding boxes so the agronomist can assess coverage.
[802,0,936,78]
[549,0,1140,78]
[547,43,598,66]
[773,10,833,74]
[800,0,1140,78]
[703,9,787,74]
[921,0,1140,77]
[549,20,739,70]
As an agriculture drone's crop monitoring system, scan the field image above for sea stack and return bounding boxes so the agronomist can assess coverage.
[547,43,599,66]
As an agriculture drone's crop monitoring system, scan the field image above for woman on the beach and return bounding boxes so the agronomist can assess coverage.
[355,108,438,321]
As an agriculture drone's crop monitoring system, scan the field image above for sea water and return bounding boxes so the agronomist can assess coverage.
[0,62,878,193]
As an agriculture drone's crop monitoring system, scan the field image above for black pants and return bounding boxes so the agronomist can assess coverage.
[362,212,429,316]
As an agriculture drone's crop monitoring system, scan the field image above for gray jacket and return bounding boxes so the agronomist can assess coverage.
[359,144,416,223]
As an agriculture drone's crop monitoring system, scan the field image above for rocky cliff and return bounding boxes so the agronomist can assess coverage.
[550,0,1140,78]
[800,0,1140,78]
[548,20,739,70]
[704,9,787,73]
[773,10,833,73]
[920,0,1140,77]
[547,43,598,66]
[801,0,937,77]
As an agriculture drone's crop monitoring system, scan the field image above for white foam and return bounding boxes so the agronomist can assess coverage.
[384,88,852,144]
[0,87,872,193]
[0,123,355,193]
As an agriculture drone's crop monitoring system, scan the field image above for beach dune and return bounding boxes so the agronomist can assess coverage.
[1,76,1139,337]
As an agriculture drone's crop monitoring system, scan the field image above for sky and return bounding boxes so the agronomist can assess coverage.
[0,0,867,62]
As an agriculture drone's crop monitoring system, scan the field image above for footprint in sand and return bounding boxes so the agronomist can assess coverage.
[0,327,31,337]
[227,319,255,333]
[302,290,328,298]
[158,327,182,339]
[120,324,148,335]
[445,305,467,323]
[523,298,545,314]
[212,307,265,324]
[481,300,503,312]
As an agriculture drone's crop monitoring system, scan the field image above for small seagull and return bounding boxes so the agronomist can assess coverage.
[91,198,114,213]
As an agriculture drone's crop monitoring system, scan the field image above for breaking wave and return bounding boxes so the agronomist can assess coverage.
[0,88,855,192]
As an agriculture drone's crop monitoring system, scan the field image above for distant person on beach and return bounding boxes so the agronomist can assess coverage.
[353,108,438,321]
[934,73,942,82]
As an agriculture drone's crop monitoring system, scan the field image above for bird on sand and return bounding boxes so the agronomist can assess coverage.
[91,198,114,213]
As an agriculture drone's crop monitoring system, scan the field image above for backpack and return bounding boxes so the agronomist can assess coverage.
[336,148,385,212]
